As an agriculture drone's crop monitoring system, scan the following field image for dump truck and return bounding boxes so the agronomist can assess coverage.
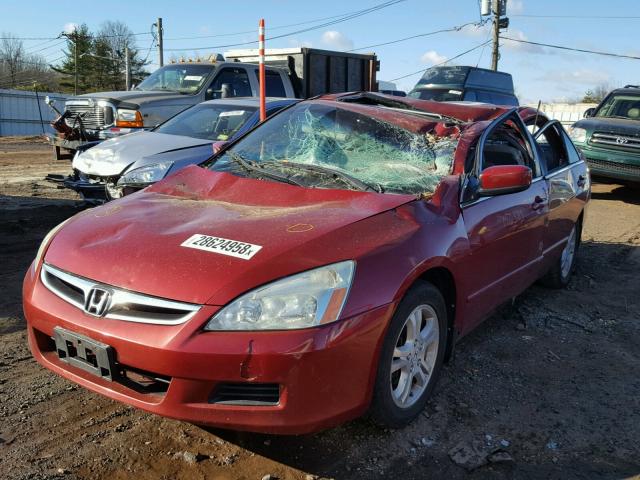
[46,48,379,159]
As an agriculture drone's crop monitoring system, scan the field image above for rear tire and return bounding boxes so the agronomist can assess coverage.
[541,221,580,289]
[370,281,447,428]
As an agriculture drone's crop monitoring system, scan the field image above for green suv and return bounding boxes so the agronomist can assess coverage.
[568,85,640,184]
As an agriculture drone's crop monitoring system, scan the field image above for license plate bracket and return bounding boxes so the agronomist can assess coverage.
[53,327,116,381]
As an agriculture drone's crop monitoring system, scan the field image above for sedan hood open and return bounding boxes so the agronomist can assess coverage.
[45,166,416,305]
[73,131,212,177]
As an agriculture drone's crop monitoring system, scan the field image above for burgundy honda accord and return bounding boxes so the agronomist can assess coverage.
[23,93,589,434]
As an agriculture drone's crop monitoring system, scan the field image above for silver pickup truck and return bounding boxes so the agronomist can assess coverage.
[48,48,378,159]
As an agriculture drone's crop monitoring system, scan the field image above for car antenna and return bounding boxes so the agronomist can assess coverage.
[532,100,542,135]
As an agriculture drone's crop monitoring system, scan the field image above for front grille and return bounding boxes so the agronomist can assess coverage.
[65,101,114,130]
[589,132,640,151]
[41,263,201,325]
[586,158,640,175]
[210,383,280,406]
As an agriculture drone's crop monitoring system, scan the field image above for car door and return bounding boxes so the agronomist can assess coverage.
[459,111,549,332]
[534,120,589,268]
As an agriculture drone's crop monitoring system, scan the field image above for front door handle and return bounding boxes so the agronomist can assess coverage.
[532,195,547,210]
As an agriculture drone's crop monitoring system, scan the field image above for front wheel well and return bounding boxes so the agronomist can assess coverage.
[418,267,457,362]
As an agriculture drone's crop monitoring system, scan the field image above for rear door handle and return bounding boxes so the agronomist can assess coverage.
[577,175,586,188]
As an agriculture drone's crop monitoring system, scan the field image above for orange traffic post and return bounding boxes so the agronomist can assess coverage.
[259,19,266,122]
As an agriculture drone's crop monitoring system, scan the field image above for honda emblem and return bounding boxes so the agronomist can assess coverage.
[84,287,111,317]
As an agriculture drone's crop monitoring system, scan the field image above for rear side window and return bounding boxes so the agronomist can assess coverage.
[534,122,568,172]
[253,70,287,97]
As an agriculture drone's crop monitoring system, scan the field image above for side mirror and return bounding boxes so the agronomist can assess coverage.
[220,83,232,99]
[583,108,595,118]
[212,140,229,154]
[478,165,532,196]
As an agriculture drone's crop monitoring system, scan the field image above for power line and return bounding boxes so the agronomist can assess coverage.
[164,0,406,52]
[388,40,492,82]
[348,19,488,52]
[500,36,640,60]
[511,14,640,19]
[164,6,404,41]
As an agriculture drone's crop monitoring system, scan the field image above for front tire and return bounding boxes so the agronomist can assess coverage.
[370,281,447,428]
[541,221,580,289]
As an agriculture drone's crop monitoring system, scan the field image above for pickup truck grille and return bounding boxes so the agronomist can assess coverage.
[589,132,640,151]
[586,158,640,176]
[65,101,114,130]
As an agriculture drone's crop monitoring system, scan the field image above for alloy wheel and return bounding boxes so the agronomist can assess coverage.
[390,304,440,408]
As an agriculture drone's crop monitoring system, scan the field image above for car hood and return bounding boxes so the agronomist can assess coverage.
[574,117,640,136]
[73,131,213,176]
[45,166,416,305]
[76,90,187,107]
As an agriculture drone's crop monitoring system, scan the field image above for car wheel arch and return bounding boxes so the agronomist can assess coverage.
[390,263,458,363]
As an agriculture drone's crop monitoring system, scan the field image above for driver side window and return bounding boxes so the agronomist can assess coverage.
[481,116,537,175]
[206,68,252,100]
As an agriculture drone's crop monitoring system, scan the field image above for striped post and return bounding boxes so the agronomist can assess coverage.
[259,19,266,122]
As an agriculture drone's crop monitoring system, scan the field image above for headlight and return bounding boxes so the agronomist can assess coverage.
[118,161,173,186]
[115,109,143,127]
[567,126,587,144]
[33,218,72,269]
[204,261,355,331]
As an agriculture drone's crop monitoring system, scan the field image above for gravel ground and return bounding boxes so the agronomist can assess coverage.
[1,137,639,480]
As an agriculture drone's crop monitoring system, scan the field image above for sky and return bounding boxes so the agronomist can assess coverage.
[2,0,640,103]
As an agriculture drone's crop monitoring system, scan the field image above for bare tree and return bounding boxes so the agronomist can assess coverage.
[582,83,612,104]
[0,33,25,87]
[0,32,59,90]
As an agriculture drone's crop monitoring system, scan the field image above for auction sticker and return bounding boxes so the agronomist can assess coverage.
[181,234,262,260]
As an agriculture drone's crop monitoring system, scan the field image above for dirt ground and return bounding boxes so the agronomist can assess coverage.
[1,137,639,480]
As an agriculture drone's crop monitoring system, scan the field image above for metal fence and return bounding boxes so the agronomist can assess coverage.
[0,89,68,136]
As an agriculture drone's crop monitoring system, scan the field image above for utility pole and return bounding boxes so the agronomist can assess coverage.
[489,0,509,71]
[157,17,164,67]
[125,46,131,91]
[491,4,500,71]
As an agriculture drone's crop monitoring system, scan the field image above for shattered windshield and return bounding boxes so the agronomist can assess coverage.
[210,102,458,195]
[156,104,256,141]
[135,64,215,93]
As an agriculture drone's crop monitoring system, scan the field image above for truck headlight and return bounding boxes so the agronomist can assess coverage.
[115,109,143,128]
[118,161,173,186]
[567,126,587,144]
[204,261,355,331]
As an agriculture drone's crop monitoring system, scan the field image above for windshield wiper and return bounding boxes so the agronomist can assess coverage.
[226,152,304,187]
[262,160,384,193]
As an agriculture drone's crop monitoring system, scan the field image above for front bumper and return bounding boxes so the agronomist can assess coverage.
[578,143,640,183]
[23,264,394,434]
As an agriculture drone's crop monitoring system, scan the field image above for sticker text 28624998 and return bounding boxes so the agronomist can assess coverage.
[181,234,262,260]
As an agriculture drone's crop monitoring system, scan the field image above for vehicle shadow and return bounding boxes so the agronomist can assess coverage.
[590,182,640,205]
[0,194,86,334]
[202,239,640,479]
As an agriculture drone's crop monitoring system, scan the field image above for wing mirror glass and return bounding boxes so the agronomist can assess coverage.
[583,107,595,118]
[478,165,532,196]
